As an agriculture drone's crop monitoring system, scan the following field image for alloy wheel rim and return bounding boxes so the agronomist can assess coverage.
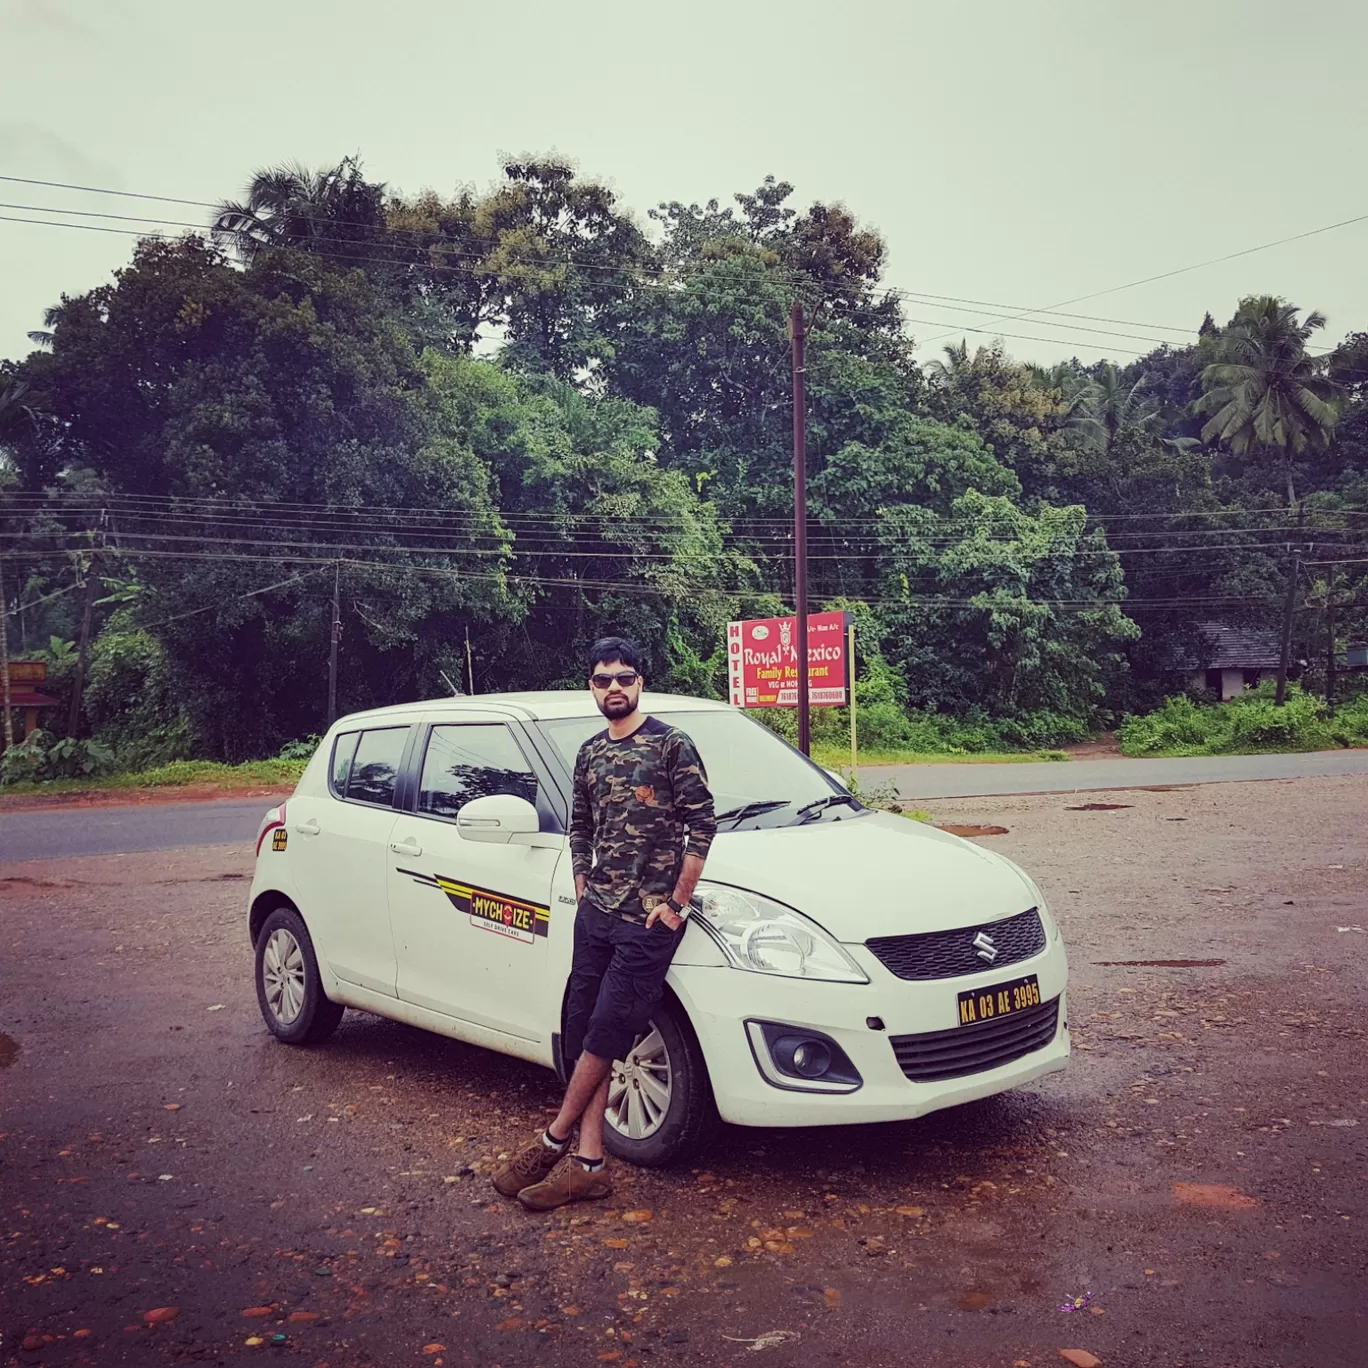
[263,927,306,1025]
[606,1024,672,1141]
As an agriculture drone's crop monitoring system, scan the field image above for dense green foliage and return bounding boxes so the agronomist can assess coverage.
[2,154,1367,769]
[1119,683,1368,757]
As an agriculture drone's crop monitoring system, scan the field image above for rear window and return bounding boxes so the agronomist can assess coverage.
[329,731,360,797]
[342,727,409,808]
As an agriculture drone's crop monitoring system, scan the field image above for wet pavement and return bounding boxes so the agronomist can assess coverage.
[2,776,1366,1366]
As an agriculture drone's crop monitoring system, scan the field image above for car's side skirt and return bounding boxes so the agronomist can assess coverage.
[327,981,557,1072]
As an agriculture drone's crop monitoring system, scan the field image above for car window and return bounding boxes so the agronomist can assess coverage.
[539,708,845,828]
[418,723,539,821]
[329,731,360,798]
[344,727,409,807]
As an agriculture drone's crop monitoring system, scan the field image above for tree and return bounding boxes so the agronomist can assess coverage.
[0,375,42,749]
[1195,295,1341,510]
[14,238,512,757]
[871,490,1139,723]
[212,156,387,265]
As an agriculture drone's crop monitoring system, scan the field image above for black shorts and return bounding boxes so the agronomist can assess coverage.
[562,902,686,1066]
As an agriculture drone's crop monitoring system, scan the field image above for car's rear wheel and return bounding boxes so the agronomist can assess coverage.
[254,905,344,1045]
[603,994,717,1167]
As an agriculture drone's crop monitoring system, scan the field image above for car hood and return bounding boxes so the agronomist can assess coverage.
[700,811,1036,941]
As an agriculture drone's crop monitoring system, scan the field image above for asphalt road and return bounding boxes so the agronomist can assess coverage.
[2,776,1366,1367]
[882,747,1368,799]
[5,750,1368,862]
[0,797,272,863]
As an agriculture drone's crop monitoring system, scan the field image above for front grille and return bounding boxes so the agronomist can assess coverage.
[890,996,1060,1082]
[866,907,1045,981]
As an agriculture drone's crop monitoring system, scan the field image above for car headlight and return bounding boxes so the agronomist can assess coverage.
[692,884,869,983]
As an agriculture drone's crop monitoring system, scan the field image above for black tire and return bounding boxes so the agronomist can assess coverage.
[602,993,718,1168]
[254,905,344,1046]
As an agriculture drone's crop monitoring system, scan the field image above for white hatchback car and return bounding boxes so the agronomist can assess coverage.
[249,692,1069,1166]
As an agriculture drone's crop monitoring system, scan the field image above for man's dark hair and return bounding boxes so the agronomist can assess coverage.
[587,636,644,676]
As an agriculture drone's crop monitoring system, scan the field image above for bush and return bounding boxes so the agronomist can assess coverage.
[277,734,323,762]
[0,728,117,785]
[1118,682,1363,758]
[85,626,192,768]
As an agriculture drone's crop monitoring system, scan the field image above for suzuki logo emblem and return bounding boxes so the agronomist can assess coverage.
[972,931,999,964]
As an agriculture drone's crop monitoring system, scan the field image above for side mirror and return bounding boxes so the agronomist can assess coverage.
[456,793,541,844]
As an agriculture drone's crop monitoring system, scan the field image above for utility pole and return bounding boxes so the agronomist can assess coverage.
[327,561,341,727]
[1325,564,1338,716]
[66,512,106,737]
[465,625,476,695]
[790,298,810,756]
[0,554,13,751]
[1273,546,1300,707]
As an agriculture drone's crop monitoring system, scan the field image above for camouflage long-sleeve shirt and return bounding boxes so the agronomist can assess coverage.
[570,715,717,923]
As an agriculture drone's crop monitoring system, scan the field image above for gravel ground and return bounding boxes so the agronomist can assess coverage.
[2,776,1366,1367]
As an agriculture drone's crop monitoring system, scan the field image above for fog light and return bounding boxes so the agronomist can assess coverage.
[791,1040,830,1077]
[782,1038,832,1078]
[744,1020,862,1093]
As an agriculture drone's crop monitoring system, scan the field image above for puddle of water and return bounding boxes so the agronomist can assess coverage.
[938,824,1010,838]
[0,1034,19,1068]
[1066,802,1132,811]
[1094,959,1226,967]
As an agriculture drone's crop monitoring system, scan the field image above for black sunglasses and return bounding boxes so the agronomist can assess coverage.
[591,671,640,689]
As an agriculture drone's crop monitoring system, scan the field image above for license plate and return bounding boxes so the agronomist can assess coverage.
[957,974,1041,1026]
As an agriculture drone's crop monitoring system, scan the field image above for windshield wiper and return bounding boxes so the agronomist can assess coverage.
[715,799,793,829]
[788,793,863,825]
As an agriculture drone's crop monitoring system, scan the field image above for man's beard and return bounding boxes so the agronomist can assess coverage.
[598,693,639,720]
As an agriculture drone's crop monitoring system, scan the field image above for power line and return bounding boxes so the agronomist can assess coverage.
[9,170,1364,360]
[2,189,1211,344]
[0,210,1180,357]
[0,173,218,209]
[1,171,1334,347]
[3,178,1337,358]
[6,488,1362,525]
[918,209,1368,347]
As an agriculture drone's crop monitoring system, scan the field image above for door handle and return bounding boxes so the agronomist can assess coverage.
[390,836,423,857]
[294,817,321,836]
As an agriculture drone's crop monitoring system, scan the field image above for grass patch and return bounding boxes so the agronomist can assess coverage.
[813,744,1070,768]
[1119,683,1368,758]
[0,757,307,800]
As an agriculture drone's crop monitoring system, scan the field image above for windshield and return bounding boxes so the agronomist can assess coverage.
[538,708,863,830]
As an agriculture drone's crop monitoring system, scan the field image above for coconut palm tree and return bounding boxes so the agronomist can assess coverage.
[1195,295,1341,510]
[211,156,386,263]
[1196,296,1343,705]
[1076,363,1164,453]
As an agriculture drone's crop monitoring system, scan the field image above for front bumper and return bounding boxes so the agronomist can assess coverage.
[669,942,1069,1128]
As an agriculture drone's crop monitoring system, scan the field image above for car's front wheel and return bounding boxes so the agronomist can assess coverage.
[602,994,717,1167]
[254,905,344,1045]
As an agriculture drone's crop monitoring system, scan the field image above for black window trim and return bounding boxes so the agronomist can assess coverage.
[328,723,416,812]
[402,717,566,834]
[328,729,362,800]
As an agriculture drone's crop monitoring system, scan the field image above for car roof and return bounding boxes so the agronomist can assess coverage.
[333,690,733,728]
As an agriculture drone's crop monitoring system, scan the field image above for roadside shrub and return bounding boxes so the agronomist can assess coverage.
[0,728,117,785]
[1119,682,1353,757]
[0,730,50,785]
[85,625,192,767]
[277,734,323,762]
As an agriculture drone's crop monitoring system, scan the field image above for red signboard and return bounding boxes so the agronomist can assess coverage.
[727,611,850,708]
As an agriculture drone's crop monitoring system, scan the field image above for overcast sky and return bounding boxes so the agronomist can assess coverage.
[3,0,1366,368]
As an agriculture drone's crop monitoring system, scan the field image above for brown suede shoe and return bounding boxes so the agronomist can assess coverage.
[517,1155,613,1211]
[491,1135,567,1198]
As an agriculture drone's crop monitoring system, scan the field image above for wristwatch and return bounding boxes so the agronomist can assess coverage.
[663,896,687,918]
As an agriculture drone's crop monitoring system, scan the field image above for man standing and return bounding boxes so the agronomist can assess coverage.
[493,636,716,1211]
